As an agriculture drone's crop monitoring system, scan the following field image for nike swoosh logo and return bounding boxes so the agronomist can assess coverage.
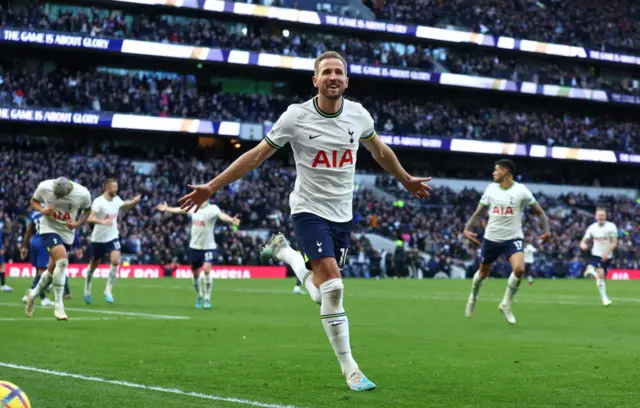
[309,134,322,139]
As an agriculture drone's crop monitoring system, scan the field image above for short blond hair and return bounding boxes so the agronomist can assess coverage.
[314,51,348,75]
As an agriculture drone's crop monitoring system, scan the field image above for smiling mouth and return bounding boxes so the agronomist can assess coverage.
[327,85,339,90]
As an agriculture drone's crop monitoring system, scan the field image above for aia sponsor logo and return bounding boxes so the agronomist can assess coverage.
[312,150,353,168]
[491,206,514,216]
[53,211,71,221]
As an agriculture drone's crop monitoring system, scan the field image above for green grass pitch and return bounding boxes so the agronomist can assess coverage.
[1,277,639,408]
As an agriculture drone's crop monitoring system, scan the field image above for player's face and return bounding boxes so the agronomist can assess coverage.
[312,58,348,101]
[492,165,507,182]
[596,210,607,224]
[106,182,118,198]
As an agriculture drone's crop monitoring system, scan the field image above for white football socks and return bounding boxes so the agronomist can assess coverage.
[470,270,485,300]
[85,265,97,297]
[192,273,203,298]
[204,272,213,301]
[320,278,358,376]
[596,278,609,302]
[33,271,52,298]
[104,264,118,295]
[52,259,68,310]
[278,246,321,304]
[502,272,521,306]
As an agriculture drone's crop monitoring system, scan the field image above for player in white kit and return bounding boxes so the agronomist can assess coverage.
[178,51,432,391]
[463,159,551,324]
[580,208,617,306]
[84,178,142,305]
[25,177,92,320]
[524,243,537,286]
[157,201,239,309]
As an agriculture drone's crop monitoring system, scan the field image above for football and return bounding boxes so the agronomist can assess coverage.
[0,381,31,408]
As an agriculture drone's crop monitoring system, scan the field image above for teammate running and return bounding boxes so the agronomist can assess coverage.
[84,178,141,304]
[157,200,239,309]
[580,207,617,306]
[463,159,551,324]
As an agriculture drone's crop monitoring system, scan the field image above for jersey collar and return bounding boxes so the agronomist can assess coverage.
[313,95,343,118]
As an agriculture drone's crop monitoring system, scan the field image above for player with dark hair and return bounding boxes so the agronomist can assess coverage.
[463,159,551,324]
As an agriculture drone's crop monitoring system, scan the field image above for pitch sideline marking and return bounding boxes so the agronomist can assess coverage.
[0,362,301,408]
[0,303,190,320]
[0,317,130,322]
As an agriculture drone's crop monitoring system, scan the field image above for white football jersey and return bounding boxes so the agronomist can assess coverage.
[524,243,537,264]
[480,182,536,242]
[583,221,618,258]
[265,96,376,222]
[32,180,92,245]
[90,195,124,243]
[189,204,221,250]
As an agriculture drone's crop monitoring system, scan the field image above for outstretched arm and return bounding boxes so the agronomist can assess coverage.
[218,212,241,227]
[463,204,487,246]
[157,202,186,215]
[361,136,432,198]
[179,140,277,212]
[121,194,142,211]
[531,202,551,244]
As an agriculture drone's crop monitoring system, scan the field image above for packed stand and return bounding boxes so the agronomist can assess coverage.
[369,0,640,55]
[0,144,637,279]
[240,0,640,55]
[0,60,639,154]
[1,2,639,95]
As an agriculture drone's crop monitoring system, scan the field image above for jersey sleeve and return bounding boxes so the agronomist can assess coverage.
[91,199,100,213]
[82,190,92,210]
[523,186,536,205]
[609,224,619,239]
[479,185,491,207]
[264,105,297,150]
[208,205,221,221]
[582,225,593,241]
[359,105,377,141]
[32,182,46,202]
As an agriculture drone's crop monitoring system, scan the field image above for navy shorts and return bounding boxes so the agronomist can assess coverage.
[90,239,121,261]
[189,249,216,269]
[481,238,524,265]
[291,212,352,270]
[40,233,72,253]
[30,235,50,268]
[589,256,611,272]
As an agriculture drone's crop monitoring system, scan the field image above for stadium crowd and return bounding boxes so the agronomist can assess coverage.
[1,2,639,95]
[0,61,638,154]
[243,0,640,55]
[371,0,640,55]
[0,144,637,279]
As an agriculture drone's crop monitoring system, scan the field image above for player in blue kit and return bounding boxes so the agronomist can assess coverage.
[21,209,55,307]
[0,207,13,292]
